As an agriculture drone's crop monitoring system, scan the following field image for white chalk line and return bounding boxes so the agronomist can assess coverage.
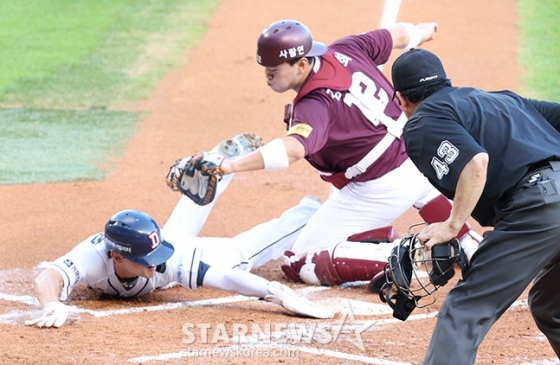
[0,285,445,323]
[129,343,413,365]
[520,360,560,365]
[0,277,542,365]
[0,286,331,322]
[123,299,537,364]
[0,292,39,306]
[376,0,402,73]
[121,301,528,365]
[0,288,538,365]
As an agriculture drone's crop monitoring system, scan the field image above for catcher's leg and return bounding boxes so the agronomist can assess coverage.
[300,239,397,286]
[282,226,400,289]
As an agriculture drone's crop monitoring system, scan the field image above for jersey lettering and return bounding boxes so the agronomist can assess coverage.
[343,71,389,127]
[432,140,459,179]
[148,231,160,249]
[326,89,342,101]
[62,259,81,284]
[333,51,352,67]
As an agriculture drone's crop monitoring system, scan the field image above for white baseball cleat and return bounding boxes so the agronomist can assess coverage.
[264,281,335,319]
[217,133,264,158]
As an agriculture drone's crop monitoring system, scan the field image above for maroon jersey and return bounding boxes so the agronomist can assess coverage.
[286,29,408,187]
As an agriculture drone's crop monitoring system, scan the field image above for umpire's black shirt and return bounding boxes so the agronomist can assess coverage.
[403,87,560,226]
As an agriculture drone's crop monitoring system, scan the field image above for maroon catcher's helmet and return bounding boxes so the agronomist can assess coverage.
[256,20,328,67]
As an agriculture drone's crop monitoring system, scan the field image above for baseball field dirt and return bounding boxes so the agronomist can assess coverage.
[1,0,557,364]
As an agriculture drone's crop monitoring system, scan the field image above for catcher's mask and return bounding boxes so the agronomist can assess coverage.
[104,209,174,268]
[379,232,467,321]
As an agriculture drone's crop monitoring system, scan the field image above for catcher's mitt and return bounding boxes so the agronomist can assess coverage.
[165,152,224,206]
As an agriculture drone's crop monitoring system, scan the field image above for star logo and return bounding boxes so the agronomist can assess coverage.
[331,300,377,351]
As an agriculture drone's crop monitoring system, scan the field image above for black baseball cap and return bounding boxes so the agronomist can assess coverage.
[391,48,447,93]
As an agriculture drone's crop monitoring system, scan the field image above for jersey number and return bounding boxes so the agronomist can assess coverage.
[343,71,389,126]
[431,140,459,180]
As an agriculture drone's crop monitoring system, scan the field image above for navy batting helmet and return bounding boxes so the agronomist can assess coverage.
[256,19,328,67]
[104,209,174,267]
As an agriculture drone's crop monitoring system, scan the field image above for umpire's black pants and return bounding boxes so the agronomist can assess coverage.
[422,162,560,365]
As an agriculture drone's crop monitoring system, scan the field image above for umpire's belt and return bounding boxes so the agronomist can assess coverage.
[516,160,560,188]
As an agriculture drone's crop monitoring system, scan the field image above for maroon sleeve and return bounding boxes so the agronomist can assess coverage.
[289,95,331,155]
[330,29,393,66]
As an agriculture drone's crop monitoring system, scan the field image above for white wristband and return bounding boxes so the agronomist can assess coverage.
[395,22,421,49]
[259,139,290,170]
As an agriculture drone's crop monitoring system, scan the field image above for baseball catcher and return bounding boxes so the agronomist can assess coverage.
[166,152,225,206]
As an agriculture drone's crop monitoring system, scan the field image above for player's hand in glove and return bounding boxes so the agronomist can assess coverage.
[264,281,335,319]
[25,301,70,328]
[165,152,225,206]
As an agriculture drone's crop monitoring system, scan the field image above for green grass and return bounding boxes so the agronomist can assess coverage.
[0,0,220,184]
[0,0,220,109]
[0,109,145,184]
[517,0,560,101]
[0,1,127,97]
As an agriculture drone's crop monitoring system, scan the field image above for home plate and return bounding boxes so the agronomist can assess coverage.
[318,298,393,316]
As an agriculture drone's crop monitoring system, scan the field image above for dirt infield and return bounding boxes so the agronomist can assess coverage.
[1,0,557,364]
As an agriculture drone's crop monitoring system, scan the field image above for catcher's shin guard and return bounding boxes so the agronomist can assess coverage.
[282,226,401,287]
[299,227,398,285]
[300,241,396,286]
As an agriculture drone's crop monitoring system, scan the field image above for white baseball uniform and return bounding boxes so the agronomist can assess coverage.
[47,194,320,299]
[46,134,322,300]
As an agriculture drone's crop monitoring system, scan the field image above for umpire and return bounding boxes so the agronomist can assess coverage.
[391,48,560,364]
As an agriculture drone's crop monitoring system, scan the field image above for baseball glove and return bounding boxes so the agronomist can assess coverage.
[165,152,224,206]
